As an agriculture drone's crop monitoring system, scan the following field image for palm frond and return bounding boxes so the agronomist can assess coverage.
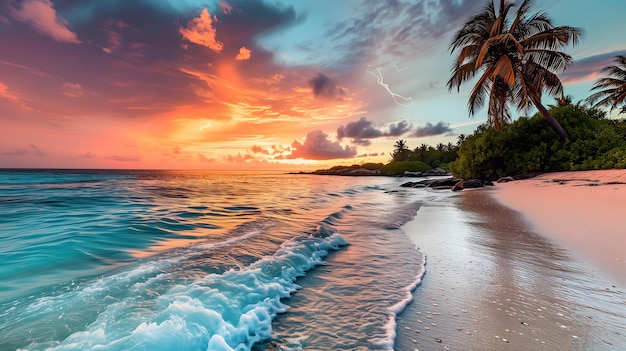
[586,54,626,112]
[448,0,580,138]
[509,0,531,34]
[467,66,496,115]
[524,49,572,73]
[493,55,516,86]
[448,61,480,92]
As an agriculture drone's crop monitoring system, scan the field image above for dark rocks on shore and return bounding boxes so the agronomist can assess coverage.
[452,179,484,191]
[401,178,463,190]
[404,168,451,177]
[297,166,452,177]
[402,178,498,191]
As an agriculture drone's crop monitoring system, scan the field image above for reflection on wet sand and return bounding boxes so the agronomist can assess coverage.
[397,190,626,351]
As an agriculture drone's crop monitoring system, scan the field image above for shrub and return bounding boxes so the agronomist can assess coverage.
[378,161,432,175]
[450,105,626,179]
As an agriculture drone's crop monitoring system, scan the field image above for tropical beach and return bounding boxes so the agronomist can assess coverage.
[395,170,626,351]
[2,0,626,350]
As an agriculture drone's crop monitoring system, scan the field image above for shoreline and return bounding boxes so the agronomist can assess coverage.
[488,169,626,287]
[396,186,626,350]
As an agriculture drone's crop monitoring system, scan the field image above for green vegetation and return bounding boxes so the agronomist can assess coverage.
[449,104,626,179]
[310,163,385,175]
[378,161,432,175]
[441,1,625,180]
[314,3,624,180]
[448,0,582,139]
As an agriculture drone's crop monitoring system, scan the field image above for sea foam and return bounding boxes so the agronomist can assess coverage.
[376,254,427,350]
[18,233,348,351]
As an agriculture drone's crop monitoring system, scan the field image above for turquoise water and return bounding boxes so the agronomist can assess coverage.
[0,170,424,350]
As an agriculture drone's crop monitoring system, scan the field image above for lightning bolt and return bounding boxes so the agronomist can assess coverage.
[367,66,414,107]
[393,64,408,72]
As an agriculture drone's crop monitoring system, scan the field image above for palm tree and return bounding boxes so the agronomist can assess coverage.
[393,139,409,154]
[551,94,573,107]
[448,0,582,139]
[392,139,410,162]
[586,54,626,115]
[456,134,467,146]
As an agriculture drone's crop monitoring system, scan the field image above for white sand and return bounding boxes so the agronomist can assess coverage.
[491,170,626,286]
[397,189,626,350]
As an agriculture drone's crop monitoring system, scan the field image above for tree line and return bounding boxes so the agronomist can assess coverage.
[388,0,625,178]
[391,139,461,169]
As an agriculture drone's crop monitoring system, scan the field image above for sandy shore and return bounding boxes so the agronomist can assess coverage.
[396,186,626,351]
[491,170,626,286]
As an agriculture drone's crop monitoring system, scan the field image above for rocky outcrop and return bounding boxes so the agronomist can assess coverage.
[404,168,451,177]
[402,177,499,191]
[401,178,463,190]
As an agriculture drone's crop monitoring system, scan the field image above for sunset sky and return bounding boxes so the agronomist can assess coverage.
[1,0,625,170]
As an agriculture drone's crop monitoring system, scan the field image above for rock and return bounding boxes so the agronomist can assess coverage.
[401,180,428,188]
[497,176,515,183]
[484,180,494,186]
[463,179,484,189]
[404,171,423,176]
[452,179,484,191]
[426,178,462,188]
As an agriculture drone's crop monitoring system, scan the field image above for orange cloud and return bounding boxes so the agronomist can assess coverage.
[235,47,251,60]
[10,0,81,43]
[179,8,223,52]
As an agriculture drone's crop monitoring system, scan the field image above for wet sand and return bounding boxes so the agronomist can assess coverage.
[396,190,626,351]
[492,170,626,287]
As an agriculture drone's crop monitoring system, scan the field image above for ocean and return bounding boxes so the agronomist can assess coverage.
[0,170,426,351]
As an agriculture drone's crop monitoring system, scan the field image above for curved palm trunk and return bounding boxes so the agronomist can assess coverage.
[531,97,570,140]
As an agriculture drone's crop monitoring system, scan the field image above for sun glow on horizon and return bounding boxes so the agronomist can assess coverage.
[1,0,623,169]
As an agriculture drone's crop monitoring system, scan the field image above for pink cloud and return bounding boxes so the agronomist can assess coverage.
[10,0,81,43]
[225,153,255,163]
[235,46,251,60]
[0,82,17,101]
[179,8,223,52]
[61,82,84,98]
[561,50,624,85]
[250,145,269,154]
[219,2,234,14]
[287,130,357,160]
[0,81,35,111]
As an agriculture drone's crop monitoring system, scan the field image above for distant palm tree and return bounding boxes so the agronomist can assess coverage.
[554,94,573,107]
[448,0,582,139]
[456,134,467,146]
[392,139,410,162]
[393,139,409,154]
[586,54,626,115]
